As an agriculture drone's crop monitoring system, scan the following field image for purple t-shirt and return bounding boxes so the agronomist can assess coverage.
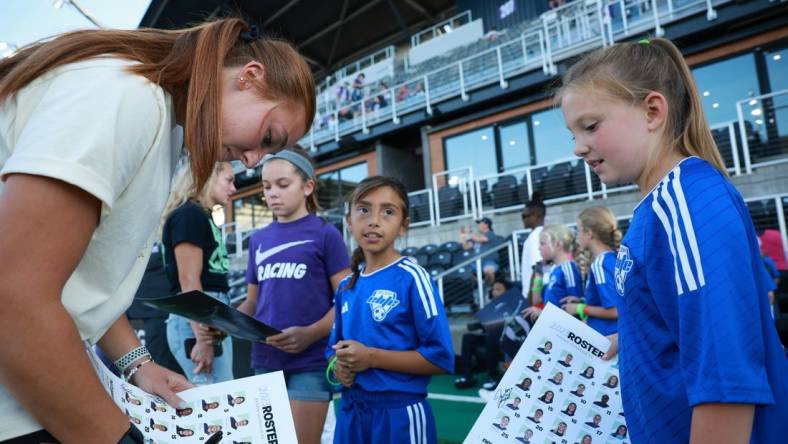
[245,214,350,372]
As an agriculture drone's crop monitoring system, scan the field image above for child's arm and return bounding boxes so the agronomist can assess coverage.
[267,269,350,353]
[236,283,258,316]
[689,404,754,444]
[333,340,444,375]
[562,302,618,319]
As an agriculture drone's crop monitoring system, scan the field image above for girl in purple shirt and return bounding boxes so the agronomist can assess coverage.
[237,146,350,444]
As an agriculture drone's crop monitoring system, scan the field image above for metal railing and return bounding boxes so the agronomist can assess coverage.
[432,166,477,224]
[736,89,788,173]
[408,188,436,227]
[431,241,516,313]
[300,0,742,149]
[411,10,473,47]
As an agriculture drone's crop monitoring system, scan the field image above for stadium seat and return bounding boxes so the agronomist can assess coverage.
[401,246,419,257]
[452,249,474,266]
[418,244,438,255]
[437,241,462,254]
[413,253,430,266]
[492,174,520,208]
[429,252,453,268]
[437,185,463,218]
[409,192,431,223]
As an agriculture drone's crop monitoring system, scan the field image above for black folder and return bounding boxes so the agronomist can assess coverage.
[143,290,281,342]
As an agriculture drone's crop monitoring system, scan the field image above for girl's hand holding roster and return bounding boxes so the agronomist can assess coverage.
[333,339,373,373]
[133,362,193,409]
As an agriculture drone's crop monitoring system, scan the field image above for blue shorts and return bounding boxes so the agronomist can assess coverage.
[334,388,436,444]
[255,367,332,402]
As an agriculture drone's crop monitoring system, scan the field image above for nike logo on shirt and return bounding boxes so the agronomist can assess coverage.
[255,240,314,265]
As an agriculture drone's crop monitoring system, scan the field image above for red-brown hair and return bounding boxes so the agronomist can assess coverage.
[0,18,315,190]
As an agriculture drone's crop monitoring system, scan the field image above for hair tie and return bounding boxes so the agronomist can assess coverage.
[240,24,261,43]
[638,38,651,45]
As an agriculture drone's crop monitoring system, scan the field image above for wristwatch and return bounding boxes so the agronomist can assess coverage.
[118,424,144,443]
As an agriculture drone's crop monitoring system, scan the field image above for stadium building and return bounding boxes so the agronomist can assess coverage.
[142,0,788,441]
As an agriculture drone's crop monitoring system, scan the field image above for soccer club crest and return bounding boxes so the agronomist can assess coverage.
[614,245,633,297]
[366,289,400,322]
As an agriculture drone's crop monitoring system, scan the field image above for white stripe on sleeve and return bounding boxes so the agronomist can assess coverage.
[660,176,698,292]
[652,182,685,295]
[398,264,434,318]
[672,167,705,287]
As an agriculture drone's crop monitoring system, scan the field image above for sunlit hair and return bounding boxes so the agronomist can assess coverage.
[541,224,575,252]
[343,176,410,290]
[557,37,726,185]
[262,144,320,214]
[161,161,232,227]
[0,18,315,191]
[577,206,622,251]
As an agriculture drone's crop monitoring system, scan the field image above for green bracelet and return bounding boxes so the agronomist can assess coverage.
[325,355,342,386]
[576,303,588,321]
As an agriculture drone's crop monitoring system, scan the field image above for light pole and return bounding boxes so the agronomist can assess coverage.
[53,0,104,28]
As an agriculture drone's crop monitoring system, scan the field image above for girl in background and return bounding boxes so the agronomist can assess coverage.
[561,206,621,336]
[237,146,350,444]
[161,162,236,384]
[560,37,787,443]
[522,224,582,322]
[327,176,453,444]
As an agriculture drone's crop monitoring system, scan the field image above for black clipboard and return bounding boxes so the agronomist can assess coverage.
[143,290,281,342]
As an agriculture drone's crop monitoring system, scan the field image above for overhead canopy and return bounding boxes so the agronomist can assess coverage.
[140,0,456,80]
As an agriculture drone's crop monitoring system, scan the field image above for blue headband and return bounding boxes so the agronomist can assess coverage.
[260,150,315,179]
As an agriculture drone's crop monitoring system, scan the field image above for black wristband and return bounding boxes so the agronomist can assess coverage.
[118,424,144,444]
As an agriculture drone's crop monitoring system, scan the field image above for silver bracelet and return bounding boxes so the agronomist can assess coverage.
[114,346,151,375]
[124,358,153,383]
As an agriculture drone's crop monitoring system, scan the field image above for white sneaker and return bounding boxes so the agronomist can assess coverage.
[478,388,493,402]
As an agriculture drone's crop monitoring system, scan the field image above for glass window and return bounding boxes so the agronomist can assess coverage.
[531,108,574,165]
[444,126,497,177]
[499,120,531,171]
[317,162,368,212]
[232,194,271,231]
[765,46,788,138]
[692,53,761,127]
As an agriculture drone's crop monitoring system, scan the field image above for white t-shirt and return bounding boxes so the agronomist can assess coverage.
[521,225,543,299]
[0,58,183,439]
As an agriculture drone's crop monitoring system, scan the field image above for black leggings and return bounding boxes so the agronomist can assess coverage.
[459,325,503,378]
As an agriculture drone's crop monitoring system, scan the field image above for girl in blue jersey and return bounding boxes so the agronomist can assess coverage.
[559,37,788,443]
[237,146,351,444]
[326,176,454,444]
[523,224,582,322]
[561,206,621,336]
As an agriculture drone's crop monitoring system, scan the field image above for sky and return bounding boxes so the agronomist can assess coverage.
[0,0,152,51]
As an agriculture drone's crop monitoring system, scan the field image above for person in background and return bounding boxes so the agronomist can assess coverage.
[520,193,547,301]
[461,217,503,286]
[237,146,350,444]
[161,162,236,385]
[454,278,512,390]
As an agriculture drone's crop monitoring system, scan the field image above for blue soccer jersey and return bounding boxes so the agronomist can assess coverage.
[614,157,788,444]
[543,261,582,308]
[327,256,454,395]
[584,251,618,336]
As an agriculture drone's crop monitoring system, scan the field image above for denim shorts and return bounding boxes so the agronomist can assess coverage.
[255,367,333,402]
[166,290,234,385]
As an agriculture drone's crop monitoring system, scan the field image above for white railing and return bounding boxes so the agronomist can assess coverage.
[432,241,516,313]
[736,88,788,173]
[411,10,473,47]
[301,0,742,150]
[408,188,436,227]
[432,166,477,225]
